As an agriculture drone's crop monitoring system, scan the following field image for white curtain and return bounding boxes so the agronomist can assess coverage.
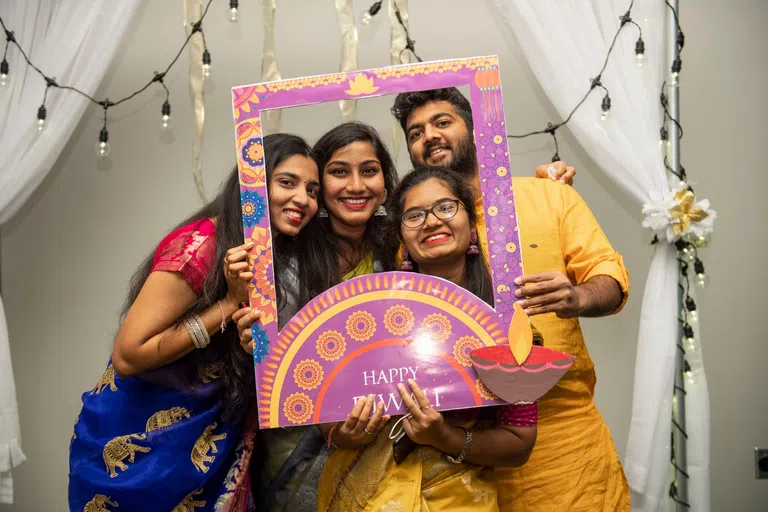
[491,0,709,510]
[0,0,141,503]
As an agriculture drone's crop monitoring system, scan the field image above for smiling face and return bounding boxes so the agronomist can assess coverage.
[400,178,472,267]
[321,140,387,235]
[268,154,320,236]
[404,100,476,176]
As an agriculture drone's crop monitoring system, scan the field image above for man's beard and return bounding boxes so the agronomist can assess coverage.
[423,135,477,177]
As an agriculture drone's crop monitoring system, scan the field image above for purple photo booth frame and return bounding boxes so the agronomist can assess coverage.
[232,56,523,428]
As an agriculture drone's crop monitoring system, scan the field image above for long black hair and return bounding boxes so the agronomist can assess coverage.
[390,166,493,306]
[300,122,399,297]
[120,133,313,421]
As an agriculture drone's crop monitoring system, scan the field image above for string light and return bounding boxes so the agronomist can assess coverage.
[600,94,611,122]
[361,1,383,26]
[96,126,111,157]
[620,13,645,68]
[635,37,646,68]
[683,360,694,385]
[682,323,695,350]
[96,101,112,158]
[692,235,708,248]
[161,100,171,131]
[0,58,8,87]
[36,105,46,132]
[693,258,708,288]
[659,126,670,153]
[0,0,215,158]
[1,26,12,88]
[228,0,239,23]
[509,3,634,156]
[670,57,682,88]
[202,48,212,79]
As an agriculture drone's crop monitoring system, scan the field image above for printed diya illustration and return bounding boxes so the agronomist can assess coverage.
[231,56,574,428]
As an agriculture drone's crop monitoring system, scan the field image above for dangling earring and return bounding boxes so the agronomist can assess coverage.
[400,247,414,271]
[375,189,388,216]
[318,206,328,218]
[467,229,480,255]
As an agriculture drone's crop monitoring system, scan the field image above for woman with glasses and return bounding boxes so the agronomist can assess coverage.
[316,166,539,512]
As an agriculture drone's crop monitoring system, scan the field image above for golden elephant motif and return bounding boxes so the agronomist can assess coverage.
[171,489,206,512]
[83,494,118,511]
[103,433,151,478]
[191,421,226,473]
[198,361,223,383]
[145,407,191,432]
[91,365,117,395]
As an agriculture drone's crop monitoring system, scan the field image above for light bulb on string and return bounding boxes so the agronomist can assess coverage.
[202,49,212,79]
[96,126,111,158]
[685,297,699,325]
[670,58,682,88]
[600,94,611,122]
[659,126,670,154]
[693,259,708,287]
[635,37,645,68]
[361,1,382,25]
[0,58,8,87]
[679,245,694,264]
[161,100,171,131]
[684,361,694,385]
[682,322,696,352]
[36,104,46,132]
[228,0,239,22]
[693,235,709,248]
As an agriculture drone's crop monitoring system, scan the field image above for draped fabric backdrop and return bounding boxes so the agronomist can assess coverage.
[491,0,709,510]
[0,0,141,503]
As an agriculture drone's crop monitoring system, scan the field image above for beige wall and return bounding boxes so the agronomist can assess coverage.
[1,0,765,510]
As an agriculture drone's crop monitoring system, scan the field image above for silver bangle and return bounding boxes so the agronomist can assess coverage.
[446,427,473,464]
[183,315,210,349]
[193,316,211,349]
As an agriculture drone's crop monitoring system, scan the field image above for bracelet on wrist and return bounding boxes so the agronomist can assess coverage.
[446,426,472,464]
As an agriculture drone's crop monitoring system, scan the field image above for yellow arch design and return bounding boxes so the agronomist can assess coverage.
[268,288,502,425]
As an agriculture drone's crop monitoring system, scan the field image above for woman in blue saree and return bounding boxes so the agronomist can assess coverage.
[69,134,322,511]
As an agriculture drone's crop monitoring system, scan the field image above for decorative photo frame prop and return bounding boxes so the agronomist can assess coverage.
[232,56,574,429]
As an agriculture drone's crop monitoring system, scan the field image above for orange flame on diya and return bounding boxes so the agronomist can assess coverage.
[508,302,532,365]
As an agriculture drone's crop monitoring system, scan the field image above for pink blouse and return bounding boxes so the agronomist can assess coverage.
[151,218,216,295]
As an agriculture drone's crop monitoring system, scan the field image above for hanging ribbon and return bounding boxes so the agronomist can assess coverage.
[260,0,282,134]
[388,0,412,160]
[184,0,207,202]
[335,0,358,121]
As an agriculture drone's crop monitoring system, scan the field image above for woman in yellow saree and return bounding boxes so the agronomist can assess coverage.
[317,166,538,512]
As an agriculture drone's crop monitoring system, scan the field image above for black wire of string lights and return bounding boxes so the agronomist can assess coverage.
[0,0,232,157]
[506,0,643,162]
[361,1,423,63]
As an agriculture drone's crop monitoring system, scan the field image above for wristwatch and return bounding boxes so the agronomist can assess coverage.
[446,426,473,464]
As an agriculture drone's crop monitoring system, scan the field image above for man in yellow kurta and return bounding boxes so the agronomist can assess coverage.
[391,88,631,511]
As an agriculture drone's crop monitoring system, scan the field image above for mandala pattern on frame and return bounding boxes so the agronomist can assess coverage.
[476,378,499,401]
[383,305,415,337]
[420,313,452,343]
[346,310,377,342]
[283,392,313,424]
[248,228,276,325]
[293,359,324,391]
[453,336,483,367]
[241,190,266,227]
[316,330,347,361]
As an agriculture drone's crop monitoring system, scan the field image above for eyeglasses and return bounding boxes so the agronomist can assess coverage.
[400,199,462,228]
